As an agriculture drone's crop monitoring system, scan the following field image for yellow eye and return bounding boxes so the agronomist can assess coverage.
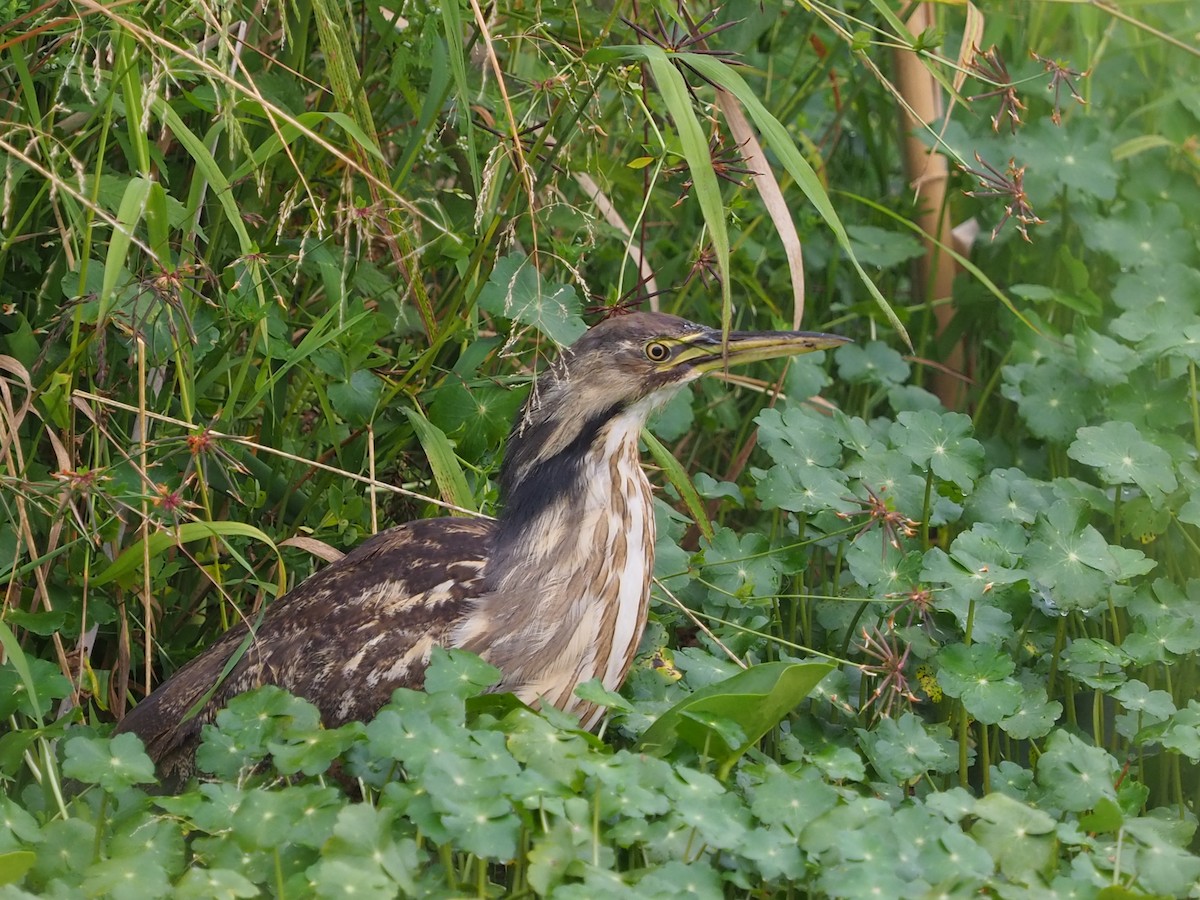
[644,341,671,362]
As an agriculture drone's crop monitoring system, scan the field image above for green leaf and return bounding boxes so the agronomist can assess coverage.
[2,607,67,637]
[1012,282,1101,317]
[935,644,1022,724]
[1079,797,1124,834]
[1018,120,1118,201]
[970,793,1057,883]
[647,386,695,443]
[921,521,1027,615]
[328,369,383,425]
[698,527,781,607]
[62,732,156,792]
[1068,421,1177,498]
[675,52,908,344]
[308,805,418,897]
[749,765,839,836]
[835,341,911,386]
[1001,360,1093,443]
[965,468,1053,525]
[998,685,1062,740]
[846,224,924,269]
[269,722,365,776]
[664,767,752,851]
[583,46,730,317]
[1063,637,1130,690]
[144,179,172,271]
[30,818,95,884]
[847,543,920,594]
[98,176,151,325]
[173,868,261,899]
[634,859,724,898]
[1113,261,1200,314]
[425,335,520,454]
[82,855,172,899]
[0,850,35,887]
[637,661,833,774]
[196,686,322,778]
[753,406,851,514]
[0,796,40,851]
[574,677,634,714]
[857,713,955,783]
[805,743,867,783]
[526,818,590,894]
[643,429,713,542]
[1023,501,1132,613]
[1086,200,1194,271]
[477,253,586,346]
[1035,730,1117,812]
[1157,702,1200,760]
[423,646,502,698]
[1075,328,1139,386]
[151,99,256,257]
[1123,816,1200,897]
[1122,580,1200,664]
[845,445,930,526]
[1114,679,1176,721]
[890,410,984,492]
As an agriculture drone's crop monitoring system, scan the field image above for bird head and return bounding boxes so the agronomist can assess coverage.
[500,311,849,506]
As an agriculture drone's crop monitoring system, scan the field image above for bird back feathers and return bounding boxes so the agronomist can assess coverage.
[116,517,493,783]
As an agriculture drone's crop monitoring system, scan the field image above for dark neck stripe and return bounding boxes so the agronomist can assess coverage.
[496,400,626,544]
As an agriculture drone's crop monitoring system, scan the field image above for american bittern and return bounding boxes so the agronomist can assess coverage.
[117,312,847,782]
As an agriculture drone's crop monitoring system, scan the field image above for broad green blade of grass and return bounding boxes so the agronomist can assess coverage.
[402,407,477,514]
[144,180,173,273]
[115,32,151,176]
[229,111,386,184]
[97,176,150,325]
[151,98,258,260]
[638,660,834,778]
[92,521,284,593]
[0,622,49,728]
[438,0,481,194]
[643,429,714,542]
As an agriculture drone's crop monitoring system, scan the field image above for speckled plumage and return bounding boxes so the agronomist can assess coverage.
[116,312,847,785]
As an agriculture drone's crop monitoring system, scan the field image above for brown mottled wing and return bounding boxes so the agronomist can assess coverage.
[116,517,492,783]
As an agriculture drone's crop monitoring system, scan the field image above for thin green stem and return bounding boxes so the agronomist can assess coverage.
[979,724,991,793]
[957,706,970,788]
[1189,360,1200,449]
[920,466,934,549]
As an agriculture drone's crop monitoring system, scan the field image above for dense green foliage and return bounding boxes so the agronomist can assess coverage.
[3,0,1200,895]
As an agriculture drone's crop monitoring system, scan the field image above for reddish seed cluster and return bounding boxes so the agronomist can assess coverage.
[154,483,185,513]
[837,484,920,551]
[53,469,103,491]
[858,626,920,719]
[187,429,214,456]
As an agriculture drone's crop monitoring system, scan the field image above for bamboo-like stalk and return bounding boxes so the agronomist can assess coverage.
[894,4,968,409]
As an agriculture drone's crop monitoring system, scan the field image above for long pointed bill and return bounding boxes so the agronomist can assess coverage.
[680,327,851,373]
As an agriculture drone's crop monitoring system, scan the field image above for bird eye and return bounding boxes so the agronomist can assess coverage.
[644,341,672,362]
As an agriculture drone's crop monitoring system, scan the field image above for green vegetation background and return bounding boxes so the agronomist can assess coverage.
[2,1,1200,896]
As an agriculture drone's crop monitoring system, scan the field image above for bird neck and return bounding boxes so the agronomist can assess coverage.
[492,403,654,575]
[479,403,659,714]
